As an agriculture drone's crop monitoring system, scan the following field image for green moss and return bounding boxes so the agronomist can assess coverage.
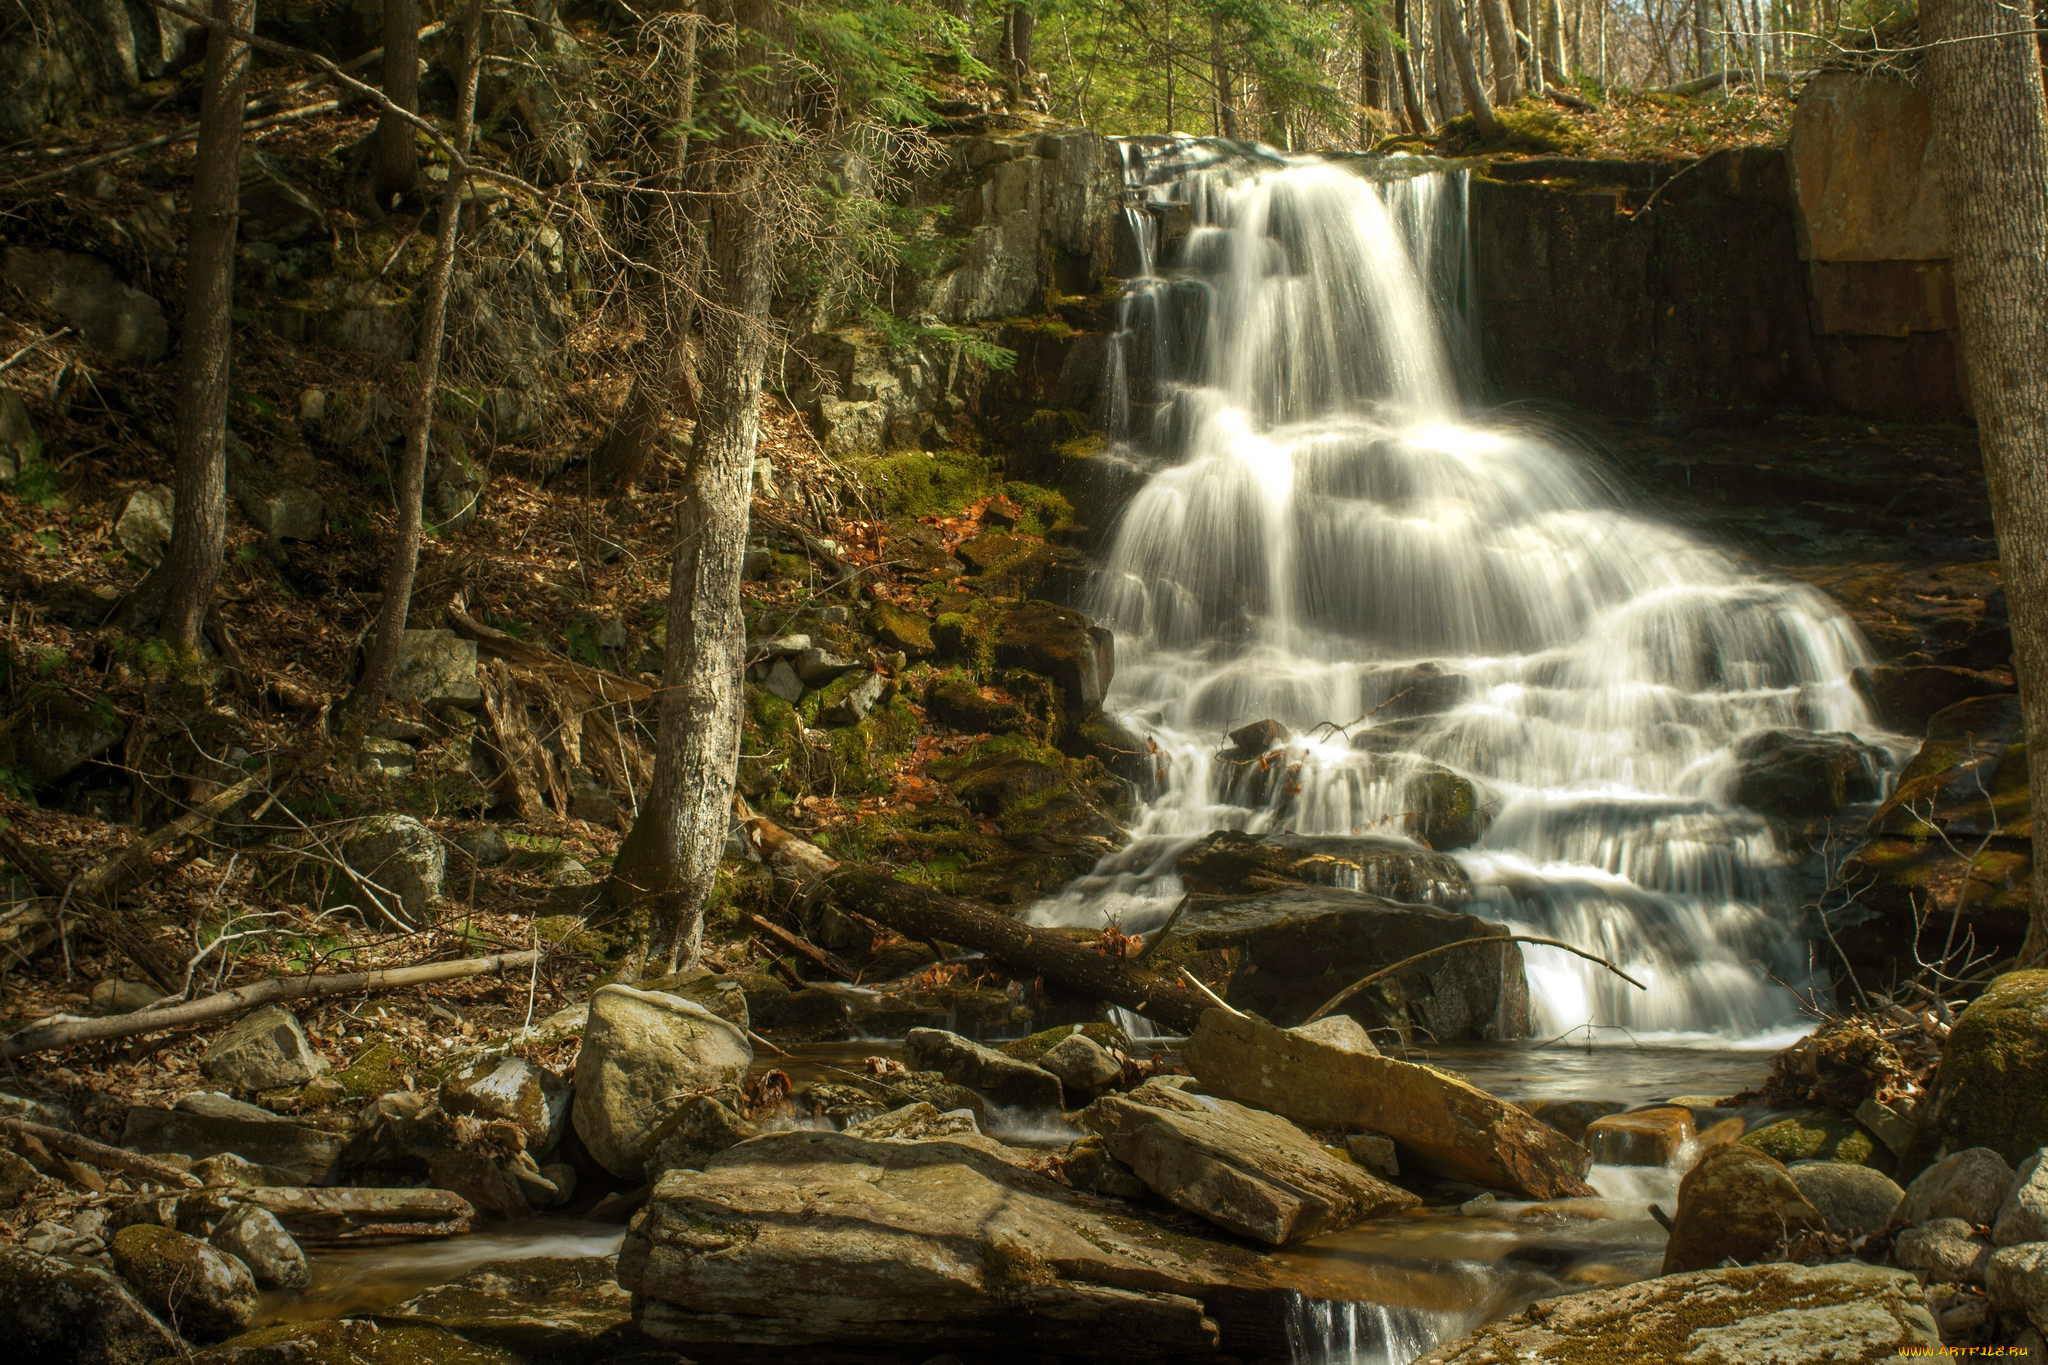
[1449,100,1591,155]
[333,1040,413,1098]
[828,693,920,793]
[933,599,1002,676]
[844,448,997,519]
[1000,482,1079,538]
[1002,1021,1133,1062]
[1740,1111,1890,1171]
[1925,969,2048,1165]
[739,685,811,802]
[870,601,934,656]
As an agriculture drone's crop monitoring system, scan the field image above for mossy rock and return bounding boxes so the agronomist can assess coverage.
[332,1040,414,1099]
[1407,764,1486,850]
[738,685,815,801]
[1920,969,2048,1166]
[1002,1021,1133,1063]
[999,481,1080,538]
[827,693,920,793]
[925,671,1043,738]
[870,601,934,657]
[177,1319,519,1364]
[933,600,1001,675]
[1740,1111,1893,1173]
[1005,408,1093,481]
[955,530,1058,587]
[846,448,997,519]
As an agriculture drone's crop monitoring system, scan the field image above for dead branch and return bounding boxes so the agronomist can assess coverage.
[1,826,181,994]
[748,913,853,981]
[1304,934,1647,1025]
[448,604,653,704]
[1,1116,201,1189]
[0,950,540,1060]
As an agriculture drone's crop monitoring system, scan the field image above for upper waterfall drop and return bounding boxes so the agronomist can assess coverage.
[1037,139,1906,1043]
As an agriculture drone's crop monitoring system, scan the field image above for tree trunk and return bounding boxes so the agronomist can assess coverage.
[1394,0,1431,132]
[1002,5,1035,94]
[1508,0,1537,90]
[333,0,485,745]
[158,0,256,661]
[1438,0,1500,135]
[606,0,783,975]
[1211,21,1239,140]
[1922,0,2048,964]
[1543,0,1568,81]
[370,0,419,209]
[1480,0,1521,101]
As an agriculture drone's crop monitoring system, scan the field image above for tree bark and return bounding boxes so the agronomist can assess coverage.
[1543,0,1569,81]
[370,0,419,208]
[1923,0,2048,964]
[1210,20,1239,140]
[829,868,1215,1033]
[1438,0,1501,135]
[334,0,485,746]
[1002,4,1035,95]
[158,0,255,661]
[1394,0,1431,132]
[1480,0,1522,101]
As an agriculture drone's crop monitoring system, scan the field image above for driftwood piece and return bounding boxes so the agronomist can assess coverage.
[0,949,540,1060]
[748,913,854,981]
[828,867,1213,1033]
[1,1116,201,1189]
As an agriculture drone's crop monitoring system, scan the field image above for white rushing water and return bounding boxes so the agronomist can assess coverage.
[1032,138,1904,1044]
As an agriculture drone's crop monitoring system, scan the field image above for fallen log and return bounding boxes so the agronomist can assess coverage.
[749,913,853,981]
[0,1116,201,1189]
[828,867,1213,1033]
[0,950,540,1060]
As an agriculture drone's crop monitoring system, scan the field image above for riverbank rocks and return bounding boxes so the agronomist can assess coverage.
[200,1006,327,1092]
[1920,970,2048,1166]
[1182,1010,1593,1199]
[110,1223,258,1340]
[1081,1084,1418,1244]
[1660,1144,1828,1273]
[904,1027,1064,1111]
[1038,1031,1124,1100]
[1898,1147,2016,1227]
[1895,1217,1993,1284]
[236,1185,474,1242]
[385,1255,637,1362]
[1411,1262,1939,1365]
[646,1095,759,1173]
[1788,1161,1905,1240]
[173,1319,519,1364]
[207,1205,308,1290]
[1584,1106,1695,1166]
[0,1245,183,1365]
[1997,1152,2048,1246]
[339,813,445,925]
[121,1093,345,1185]
[571,984,752,1178]
[438,1056,570,1153]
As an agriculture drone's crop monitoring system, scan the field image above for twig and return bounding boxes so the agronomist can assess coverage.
[1303,935,1647,1025]
[0,328,72,373]
[1178,966,1246,1017]
[1,1116,200,1189]
[747,913,853,981]
[1127,894,1188,964]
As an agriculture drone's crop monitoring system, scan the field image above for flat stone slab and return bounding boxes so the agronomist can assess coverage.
[383,1255,636,1362]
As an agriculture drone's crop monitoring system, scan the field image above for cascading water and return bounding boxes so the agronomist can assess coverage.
[1033,139,1904,1043]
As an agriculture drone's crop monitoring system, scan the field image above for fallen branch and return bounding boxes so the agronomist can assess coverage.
[828,867,1214,1033]
[748,913,853,981]
[1,826,180,994]
[1303,935,1647,1025]
[1,1116,200,1189]
[0,950,540,1060]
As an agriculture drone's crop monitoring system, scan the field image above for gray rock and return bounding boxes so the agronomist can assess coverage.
[0,1245,183,1365]
[763,658,804,702]
[452,826,512,865]
[1289,1014,1379,1055]
[115,485,174,563]
[751,633,811,657]
[1038,1032,1123,1100]
[571,985,753,1178]
[1788,1160,1905,1240]
[1080,1084,1419,1245]
[1990,1242,2048,1335]
[238,483,323,541]
[120,1096,345,1185]
[794,646,857,685]
[340,813,445,925]
[199,1005,326,1093]
[1894,1216,1992,1284]
[904,1028,1064,1112]
[207,1205,308,1290]
[439,1056,570,1153]
[1411,1262,1938,1365]
[392,628,482,710]
[647,1095,759,1174]
[820,671,884,726]
[2,248,168,364]
[567,768,618,826]
[0,389,37,486]
[543,853,591,886]
[91,978,165,1014]
[357,736,416,778]
[1898,1146,2016,1228]
[1999,1152,2048,1246]
[110,1223,257,1340]
[817,397,885,457]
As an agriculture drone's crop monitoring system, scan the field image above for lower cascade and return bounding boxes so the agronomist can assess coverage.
[1032,140,1904,1044]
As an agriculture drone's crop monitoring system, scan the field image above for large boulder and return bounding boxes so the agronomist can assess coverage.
[121,1094,345,1185]
[110,1224,258,1340]
[200,1006,327,1093]
[208,1205,308,1291]
[1920,971,2048,1166]
[904,1027,1064,1111]
[392,629,482,710]
[1731,729,1883,820]
[0,1245,183,1365]
[1788,1161,1905,1240]
[1988,1242,2048,1335]
[645,1095,760,1174]
[1181,1009,1593,1199]
[992,601,1114,720]
[1412,1262,1938,1365]
[1996,1150,2048,1246]
[1660,1144,1828,1273]
[1896,1146,2015,1227]
[2,248,168,364]
[1080,1084,1418,1244]
[570,985,752,1178]
[385,1255,637,1362]
[233,1185,474,1242]
[339,814,445,926]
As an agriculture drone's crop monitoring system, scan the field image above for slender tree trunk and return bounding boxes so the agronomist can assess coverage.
[334,0,485,745]
[607,0,784,975]
[1211,21,1239,139]
[1509,0,1538,91]
[1395,0,1431,132]
[371,0,419,209]
[1923,0,2048,964]
[1543,0,1569,80]
[1002,4,1035,98]
[159,0,256,661]
[1438,0,1500,134]
[1481,0,1521,101]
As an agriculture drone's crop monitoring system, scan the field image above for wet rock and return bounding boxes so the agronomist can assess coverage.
[422,1149,531,1220]
[229,1184,471,1243]
[1062,1134,1150,1197]
[92,978,164,1014]
[208,1205,308,1291]
[438,1056,570,1153]
[121,1095,345,1185]
[844,1102,994,1150]
[1988,1243,2048,1334]
[571,984,753,1178]
[1732,729,1883,819]
[1081,1085,1418,1244]
[200,1005,327,1093]
[904,1027,1064,1111]
[116,484,175,563]
[1899,1147,2016,1228]
[1584,1106,1694,1166]
[1288,1014,1379,1055]
[1176,829,1470,902]
[1225,718,1289,758]
[1920,971,2048,1166]
[1039,1032,1123,1101]
[1411,1261,1938,1365]
[993,601,1114,720]
[0,1244,183,1365]
[646,1095,759,1174]
[1788,1161,1905,1240]
[385,1255,636,1362]
[340,813,445,925]
[392,629,482,710]
[1854,662,2014,735]
[1895,1216,1992,1284]
[1997,1152,2048,1246]
[1521,1098,1625,1143]
[111,1223,258,1340]
[1740,1109,1890,1170]
[2,248,168,364]
[174,1319,519,1364]
[1183,1010,1593,1200]
[1660,1144,1828,1273]
[1405,763,1488,850]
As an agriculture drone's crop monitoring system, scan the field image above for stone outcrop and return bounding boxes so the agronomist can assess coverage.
[1661,1144,1827,1273]
[1181,1010,1592,1199]
[121,1093,345,1185]
[570,984,753,1178]
[386,1255,638,1362]
[904,1027,1065,1111]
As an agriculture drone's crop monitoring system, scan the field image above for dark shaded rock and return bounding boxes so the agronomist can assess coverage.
[1854,663,2014,735]
[992,601,1114,720]
[110,1223,258,1340]
[121,1097,345,1185]
[904,1028,1064,1111]
[1660,1144,1826,1273]
[0,1244,182,1364]
[926,673,1039,736]
[1519,1098,1625,1143]
[1176,829,1469,902]
[1732,729,1883,820]
[1895,1217,1992,1285]
[1062,1133,1150,1198]
[1225,719,1289,758]
[2,247,167,364]
[1405,763,1487,850]
[1918,971,2048,1167]
[175,1319,518,1364]
[1369,662,1467,719]
[10,692,125,788]
[385,1255,637,1362]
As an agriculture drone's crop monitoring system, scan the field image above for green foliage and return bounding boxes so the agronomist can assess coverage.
[563,619,608,668]
[867,308,1017,372]
[13,451,63,510]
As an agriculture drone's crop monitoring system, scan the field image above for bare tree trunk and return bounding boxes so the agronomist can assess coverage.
[1211,20,1239,139]
[1002,4,1035,97]
[159,0,255,661]
[607,0,784,975]
[1395,0,1431,132]
[1543,0,1569,80]
[1481,0,1522,101]
[334,0,485,745]
[1923,0,2048,964]
[371,0,419,209]
[1509,0,1538,91]
[1438,0,1500,134]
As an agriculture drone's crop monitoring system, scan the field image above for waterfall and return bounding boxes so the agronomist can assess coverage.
[1283,1293,1464,1365]
[1035,139,1904,1043]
